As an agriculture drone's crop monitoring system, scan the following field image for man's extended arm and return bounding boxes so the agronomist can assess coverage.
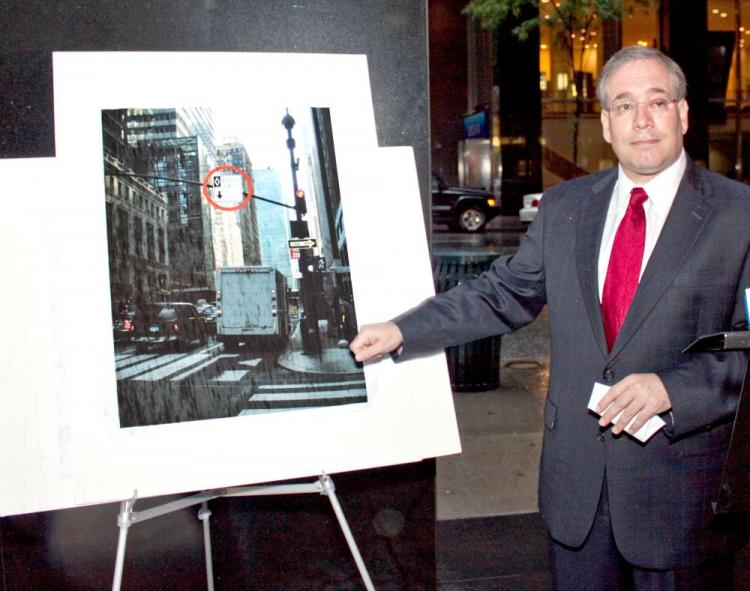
[350,194,550,364]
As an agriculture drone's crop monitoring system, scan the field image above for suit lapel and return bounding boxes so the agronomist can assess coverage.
[575,169,617,358]
[609,162,713,358]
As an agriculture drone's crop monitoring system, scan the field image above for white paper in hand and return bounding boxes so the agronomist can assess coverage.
[588,382,665,443]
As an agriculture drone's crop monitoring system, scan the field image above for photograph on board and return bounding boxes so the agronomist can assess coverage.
[101,105,364,428]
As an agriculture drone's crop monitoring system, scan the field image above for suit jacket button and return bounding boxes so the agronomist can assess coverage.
[603,369,615,382]
[597,433,605,442]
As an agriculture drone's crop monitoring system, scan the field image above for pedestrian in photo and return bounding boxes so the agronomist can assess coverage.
[351,45,750,590]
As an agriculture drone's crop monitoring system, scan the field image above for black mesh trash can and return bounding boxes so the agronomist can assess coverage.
[433,254,502,391]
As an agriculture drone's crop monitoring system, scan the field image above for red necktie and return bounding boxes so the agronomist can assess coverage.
[601,187,648,351]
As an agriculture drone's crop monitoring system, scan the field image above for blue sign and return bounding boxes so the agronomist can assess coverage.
[463,110,489,139]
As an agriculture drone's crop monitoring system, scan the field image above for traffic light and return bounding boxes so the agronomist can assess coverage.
[295,188,307,215]
[290,220,309,238]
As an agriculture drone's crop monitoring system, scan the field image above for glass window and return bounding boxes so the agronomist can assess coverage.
[134,216,143,257]
[179,193,189,225]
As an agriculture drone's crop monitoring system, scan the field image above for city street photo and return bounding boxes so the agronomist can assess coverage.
[102,105,364,428]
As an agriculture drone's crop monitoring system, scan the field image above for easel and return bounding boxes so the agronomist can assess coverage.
[112,474,375,591]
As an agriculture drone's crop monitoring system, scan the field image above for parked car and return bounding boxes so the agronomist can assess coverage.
[133,302,207,353]
[112,310,136,344]
[431,172,501,233]
[519,192,543,225]
[197,303,219,336]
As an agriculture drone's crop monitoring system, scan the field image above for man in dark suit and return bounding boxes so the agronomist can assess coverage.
[351,46,750,590]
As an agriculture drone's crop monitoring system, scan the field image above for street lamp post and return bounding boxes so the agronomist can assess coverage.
[282,110,305,222]
[282,109,321,356]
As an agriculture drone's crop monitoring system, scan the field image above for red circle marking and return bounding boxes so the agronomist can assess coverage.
[201,164,254,211]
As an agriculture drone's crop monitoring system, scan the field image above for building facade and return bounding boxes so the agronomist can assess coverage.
[101,109,169,314]
[430,0,750,208]
[124,108,217,291]
[217,139,262,267]
[251,168,295,286]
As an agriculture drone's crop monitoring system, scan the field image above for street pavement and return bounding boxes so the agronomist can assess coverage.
[114,316,367,427]
[433,217,550,520]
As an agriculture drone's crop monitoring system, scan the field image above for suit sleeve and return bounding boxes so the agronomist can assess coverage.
[658,246,750,439]
[394,203,549,361]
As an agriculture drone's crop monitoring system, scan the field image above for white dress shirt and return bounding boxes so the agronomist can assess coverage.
[597,150,687,300]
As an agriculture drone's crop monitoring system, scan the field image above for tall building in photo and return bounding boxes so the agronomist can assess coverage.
[308,107,347,269]
[127,108,217,162]
[217,139,262,267]
[251,168,294,286]
[124,108,217,293]
[177,108,218,163]
[101,109,169,314]
[209,205,245,268]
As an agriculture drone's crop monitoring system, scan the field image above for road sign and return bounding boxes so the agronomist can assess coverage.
[209,173,244,204]
[288,238,317,249]
[202,165,254,211]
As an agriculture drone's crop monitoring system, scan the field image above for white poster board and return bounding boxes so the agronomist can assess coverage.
[0,52,460,517]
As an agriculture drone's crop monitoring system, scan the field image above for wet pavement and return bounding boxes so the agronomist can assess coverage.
[431,218,550,520]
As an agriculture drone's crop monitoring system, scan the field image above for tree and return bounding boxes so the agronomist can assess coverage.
[464,0,649,169]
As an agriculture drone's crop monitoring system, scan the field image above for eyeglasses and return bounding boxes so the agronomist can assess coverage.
[606,97,679,118]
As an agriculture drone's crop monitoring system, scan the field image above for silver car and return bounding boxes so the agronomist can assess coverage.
[519,192,542,225]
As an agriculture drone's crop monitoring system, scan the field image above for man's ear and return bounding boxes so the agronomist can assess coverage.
[678,99,689,135]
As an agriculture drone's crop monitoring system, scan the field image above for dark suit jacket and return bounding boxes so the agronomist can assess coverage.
[396,159,750,569]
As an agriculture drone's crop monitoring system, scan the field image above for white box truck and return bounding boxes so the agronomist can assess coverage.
[216,266,289,352]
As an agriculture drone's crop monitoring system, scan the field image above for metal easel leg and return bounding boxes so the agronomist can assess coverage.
[112,493,137,591]
[198,501,215,591]
[318,475,376,591]
[110,479,375,590]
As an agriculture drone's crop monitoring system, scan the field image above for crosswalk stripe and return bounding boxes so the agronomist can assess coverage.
[170,353,238,382]
[256,380,365,392]
[238,358,263,368]
[133,353,213,381]
[115,353,159,370]
[250,388,366,402]
[116,353,188,380]
[214,370,250,382]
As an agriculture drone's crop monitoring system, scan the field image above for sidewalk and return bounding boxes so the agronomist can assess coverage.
[436,306,549,520]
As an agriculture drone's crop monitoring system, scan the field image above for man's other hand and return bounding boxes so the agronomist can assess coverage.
[596,373,672,436]
[349,322,404,362]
